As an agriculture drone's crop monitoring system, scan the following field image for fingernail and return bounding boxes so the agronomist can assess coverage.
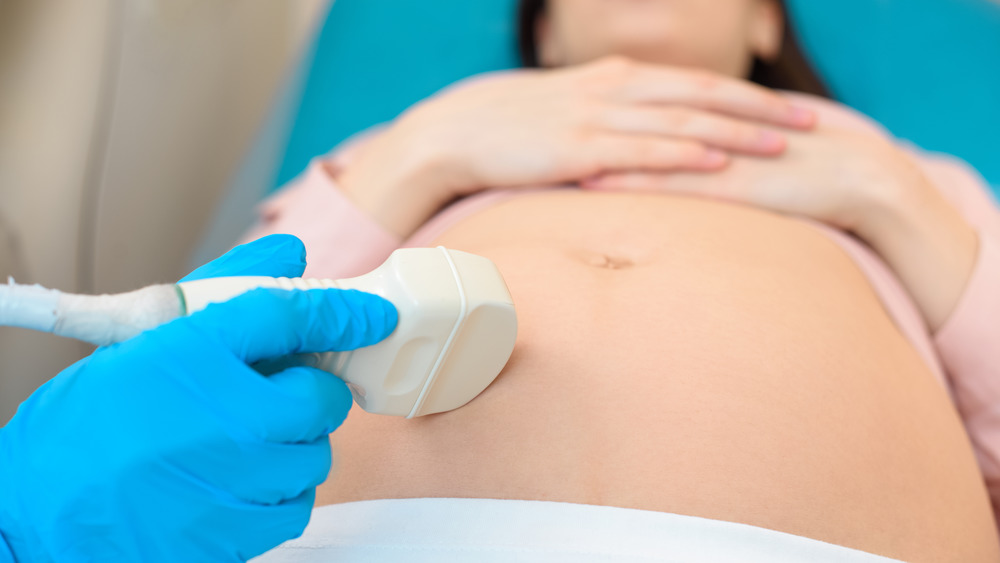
[756,129,785,151]
[790,106,816,127]
[701,149,729,168]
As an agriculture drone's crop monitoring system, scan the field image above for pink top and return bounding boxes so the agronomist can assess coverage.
[243,94,1000,524]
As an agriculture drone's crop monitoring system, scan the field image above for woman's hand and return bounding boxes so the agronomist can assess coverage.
[583,126,900,230]
[337,57,816,237]
[584,127,980,331]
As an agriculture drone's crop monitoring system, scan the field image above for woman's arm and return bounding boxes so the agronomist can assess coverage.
[902,153,1000,522]
[846,145,980,332]
[334,58,820,239]
[243,57,821,282]
[246,58,817,275]
[241,159,402,279]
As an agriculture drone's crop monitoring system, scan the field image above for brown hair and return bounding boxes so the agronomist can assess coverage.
[517,0,830,98]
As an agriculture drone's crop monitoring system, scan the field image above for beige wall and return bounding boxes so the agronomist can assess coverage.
[0,0,328,422]
[90,1,326,294]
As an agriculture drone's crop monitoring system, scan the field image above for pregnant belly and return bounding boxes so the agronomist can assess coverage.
[317,191,998,562]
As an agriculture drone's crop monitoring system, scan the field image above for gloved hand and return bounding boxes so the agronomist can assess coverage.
[0,235,398,562]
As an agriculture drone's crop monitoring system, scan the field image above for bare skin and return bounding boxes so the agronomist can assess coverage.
[318,191,1000,562]
[312,1,991,560]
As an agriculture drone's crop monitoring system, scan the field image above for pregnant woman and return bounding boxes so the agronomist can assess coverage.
[248,1,1000,561]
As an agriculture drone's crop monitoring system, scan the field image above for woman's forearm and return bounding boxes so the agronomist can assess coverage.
[333,129,457,239]
[855,159,979,332]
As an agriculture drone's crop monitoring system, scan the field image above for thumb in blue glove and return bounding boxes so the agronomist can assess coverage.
[181,234,310,282]
[0,235,397,562]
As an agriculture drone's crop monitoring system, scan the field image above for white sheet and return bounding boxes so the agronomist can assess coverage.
[252,498,903,562]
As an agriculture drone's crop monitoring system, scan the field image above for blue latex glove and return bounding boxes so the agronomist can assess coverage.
[0,235,397,562]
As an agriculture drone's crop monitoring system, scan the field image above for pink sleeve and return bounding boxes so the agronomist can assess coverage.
[936,235,1000,512]
[241,159,401,279]
[918,154,1000,516]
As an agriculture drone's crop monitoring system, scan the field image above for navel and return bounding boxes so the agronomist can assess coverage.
[582,251,634,270]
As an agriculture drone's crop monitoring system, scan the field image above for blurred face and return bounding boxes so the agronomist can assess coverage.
[536,0,784,77]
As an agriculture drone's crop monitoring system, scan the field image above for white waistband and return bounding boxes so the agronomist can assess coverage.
[252,498,902,562]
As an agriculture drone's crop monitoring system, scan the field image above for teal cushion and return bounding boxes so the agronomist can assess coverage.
[275,0,999,193]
